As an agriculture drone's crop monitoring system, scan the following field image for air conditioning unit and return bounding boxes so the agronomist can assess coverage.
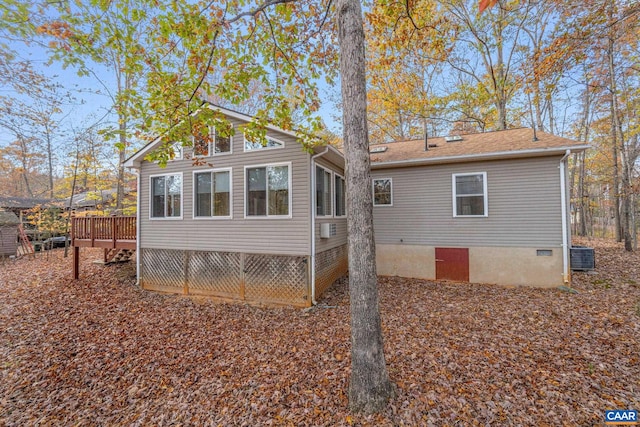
[320,223,336,239]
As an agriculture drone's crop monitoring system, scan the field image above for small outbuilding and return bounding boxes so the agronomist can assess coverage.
[0,211,21,257]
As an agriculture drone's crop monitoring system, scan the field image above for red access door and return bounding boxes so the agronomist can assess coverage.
[435,248,469,282]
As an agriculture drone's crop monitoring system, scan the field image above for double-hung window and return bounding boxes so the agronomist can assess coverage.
[194,169,231,218]
[372,178,392,206]
[453,172,487,217]
[334,174,346,217]
[316,166,332,216]
[150,173,182,219]
[245,163,291,217]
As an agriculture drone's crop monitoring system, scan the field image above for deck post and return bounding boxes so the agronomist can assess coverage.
[112,216,117,248]
[73,246,80,279]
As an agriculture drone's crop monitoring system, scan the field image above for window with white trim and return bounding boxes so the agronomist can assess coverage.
[193,126,232,157]
[246,163,291,217]
[373,178,392,206]
[214,127,232,154]
[170,142,183,160]
[334,174,346,217]
[453,172,487,217]
[151,173,182,218]
[194,169,231,218]
[244,135,284,151]
[315,166,332,217]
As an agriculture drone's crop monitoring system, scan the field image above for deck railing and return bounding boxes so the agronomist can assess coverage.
[71,215,136,280]
[71,216,136,249]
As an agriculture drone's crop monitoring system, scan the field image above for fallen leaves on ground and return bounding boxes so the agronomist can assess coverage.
[1,240,638,426]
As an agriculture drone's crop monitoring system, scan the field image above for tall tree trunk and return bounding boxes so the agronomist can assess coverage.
[607,0,630,249]
[336,0,394,414]
[607,46,621,241]
[577,73,591,236]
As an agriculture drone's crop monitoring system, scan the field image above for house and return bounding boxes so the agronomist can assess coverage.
[123,105,347,307]
[0,211,20,257]
[369,128,589,288]
[124,105,587,306]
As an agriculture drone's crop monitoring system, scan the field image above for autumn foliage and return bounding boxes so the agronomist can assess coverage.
[1,240,638,425]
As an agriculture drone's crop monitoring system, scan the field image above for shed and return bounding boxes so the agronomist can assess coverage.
[0,211,20,257]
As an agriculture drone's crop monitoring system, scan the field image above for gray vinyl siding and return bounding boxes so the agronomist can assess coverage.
[314,156,347,253]
[139,118,311,256]
[371,156,564,248]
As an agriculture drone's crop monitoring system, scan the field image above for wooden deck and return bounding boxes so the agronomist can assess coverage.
[71,216,136,279]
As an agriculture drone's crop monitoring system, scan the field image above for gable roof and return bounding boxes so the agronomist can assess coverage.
[123,103,300,168]
[369,128,589,169]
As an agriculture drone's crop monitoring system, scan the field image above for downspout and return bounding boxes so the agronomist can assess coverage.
[310,147,330,305]
[559,149,571,284]
[132,166,141,286]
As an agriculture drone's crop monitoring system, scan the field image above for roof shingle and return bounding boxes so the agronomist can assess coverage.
[369,128,588,167]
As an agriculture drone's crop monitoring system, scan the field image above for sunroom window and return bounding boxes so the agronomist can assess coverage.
[244,135,284,151]
[316,166,332,217]
[334,174,346,217]
[194,169,231,218]
[151,173,182,218]
[246,164,290,217]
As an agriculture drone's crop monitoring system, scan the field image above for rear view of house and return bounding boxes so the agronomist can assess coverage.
[124,105,347,307]
[369,128,589,288]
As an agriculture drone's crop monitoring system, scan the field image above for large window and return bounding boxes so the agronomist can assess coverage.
[246,163,291,217]
[151,173,182,218]
[372,178,392,206]
[453,172,487,217]
[193,126,232,157]
[244,135,284,151]
[316,166,332,217]
[194,169,231,218]
[334,174,346,217]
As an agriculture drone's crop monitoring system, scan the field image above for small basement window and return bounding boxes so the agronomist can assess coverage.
[537,249,553,256]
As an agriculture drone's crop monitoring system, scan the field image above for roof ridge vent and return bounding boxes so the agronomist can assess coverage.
[444,135,463,142]
[369,146,388,153]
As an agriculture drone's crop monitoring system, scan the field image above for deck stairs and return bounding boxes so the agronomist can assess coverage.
[104,248,135,264]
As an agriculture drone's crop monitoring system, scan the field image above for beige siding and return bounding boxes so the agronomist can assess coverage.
[139,118,311,256]
[371,156,564,248]
[313,156,347,253]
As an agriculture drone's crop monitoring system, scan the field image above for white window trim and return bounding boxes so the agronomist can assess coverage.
[372,177,393,207]
[334,173,347,218]
[315,164,334,218]
[192,167,233,220]
[213,126,233,156]
[452,171,488,218]
[243,134,285,152]
[149,172,183,220]
[168,142,183,161]
[243,161,292,219]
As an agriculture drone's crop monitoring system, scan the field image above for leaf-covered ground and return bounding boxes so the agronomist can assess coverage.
[1,239,638,426]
